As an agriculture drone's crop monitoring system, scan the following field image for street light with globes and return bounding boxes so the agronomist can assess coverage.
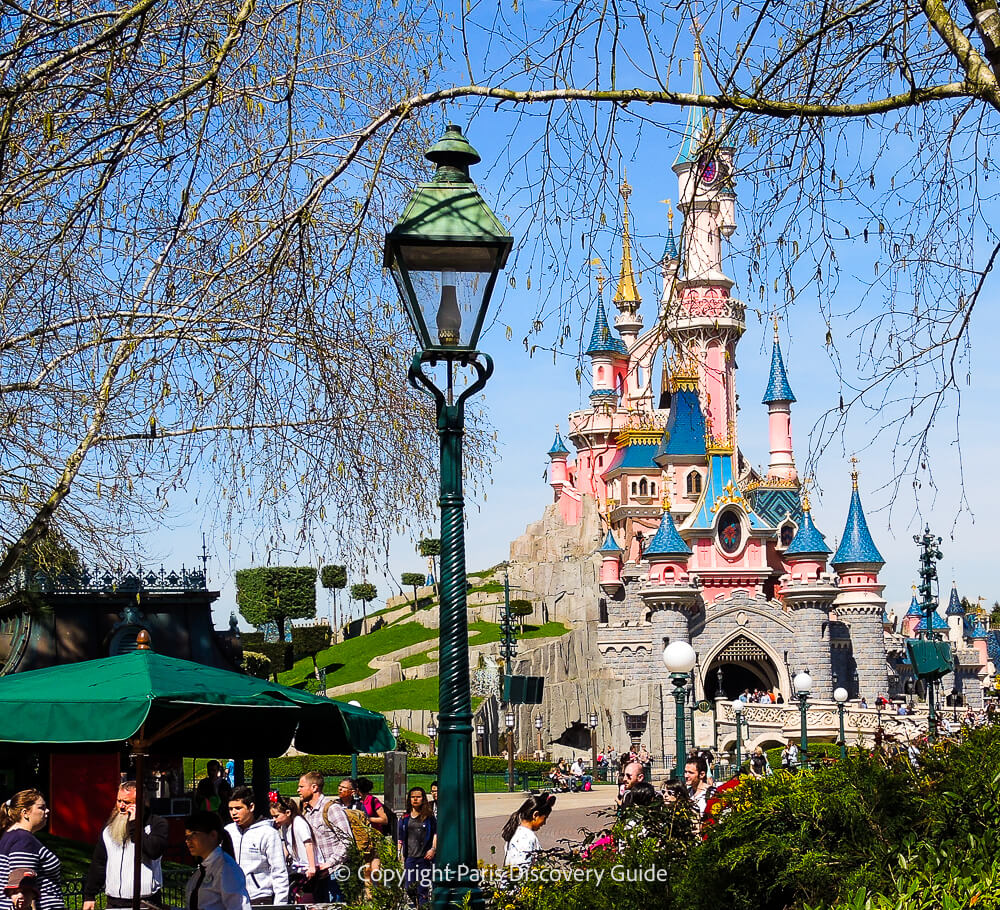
[793,671,813,770]
[833,687,848,761]
[732,699,746,776]
[662,640,697,780]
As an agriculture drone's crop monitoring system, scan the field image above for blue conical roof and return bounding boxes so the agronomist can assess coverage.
[946,583,964,616]
[644,509,692,559]
[831,480,884,568]
[673,53,711,167]
[657,383,706,457]
[586,298,627,356]
[915,610,948,632]
[548,429,570,457]
[906,589,922,617]
[784,506,831,557]
[598,529,622,553]
[662,229,679,262]
[762,337,796,403]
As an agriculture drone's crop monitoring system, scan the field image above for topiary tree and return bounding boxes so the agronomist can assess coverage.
[235,566,317,644]
[417,538,440,598]
[401,572,425,612]
[350,582,377,634]
[255,641,292,680]
[509,598,534,630]
[320,564,347,641]
[242,651,272,680]
[292,624,333,678]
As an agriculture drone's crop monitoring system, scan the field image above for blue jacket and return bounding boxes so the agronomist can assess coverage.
[397,813,436,858]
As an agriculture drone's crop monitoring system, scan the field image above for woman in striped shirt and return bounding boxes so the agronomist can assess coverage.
[0,791,63,910]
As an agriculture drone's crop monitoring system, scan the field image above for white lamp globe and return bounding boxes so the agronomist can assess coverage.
[793,671,813,695]
[348,700,362,707]
[833,687,849,704]
[662,640,697,674]
[732,699,745,715]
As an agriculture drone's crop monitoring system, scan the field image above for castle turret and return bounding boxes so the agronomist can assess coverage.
[903,586,923,637]
[832,466,888,700]
[612,177,643,347]
[945,581,964,645]
[763,323,798,483]
[586,294,627,410]
[598,528,624,592]
[644,501,692,585]
[548,426,570,490]
[780,494,837,697]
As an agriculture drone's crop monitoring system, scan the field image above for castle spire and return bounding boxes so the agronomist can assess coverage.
[763,319,797,481]
[674,45,711,167]
[831,465,884,569]
[612,174,643,346]
[661,201,679,263]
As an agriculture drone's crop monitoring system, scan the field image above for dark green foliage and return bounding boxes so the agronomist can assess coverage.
[241,651,272,680]
[764,741,843,769]
[509,598,533,617]
[401,572,425,588]
[676,751,924,910]
[241,631,265,647]
[265,753,549,779]
[291,624,332,672]
[320,564,347,589]
[255,642,292,679]
[351,582,377,602]
[417,538,441,557]
[235,566,317,642]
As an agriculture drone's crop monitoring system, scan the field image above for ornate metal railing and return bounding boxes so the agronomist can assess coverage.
[2,565,207,595]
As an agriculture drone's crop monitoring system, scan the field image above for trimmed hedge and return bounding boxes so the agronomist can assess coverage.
[265,754,550,779]
[291,624,332,661]
[764,741,843,768]
[235,566,317,640]
[242,651,272,680]
[320,564,347,589]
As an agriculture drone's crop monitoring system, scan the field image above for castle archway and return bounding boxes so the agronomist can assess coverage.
[704,633,783,700]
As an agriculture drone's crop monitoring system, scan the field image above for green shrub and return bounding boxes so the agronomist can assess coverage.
[236,566,317,642]
[256,641,292,676]
[320,565,347,590]
[264,754,549,780]
[676,751,924,910]
[242,651,272,679]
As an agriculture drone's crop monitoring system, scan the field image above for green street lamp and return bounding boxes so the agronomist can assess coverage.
[663,641,697,780]
[385,123,513,910]
[834,687,848,761]
[793,671,812,770]
[428,721,438,756]
[505,710,517,792]
[732,698,745,777]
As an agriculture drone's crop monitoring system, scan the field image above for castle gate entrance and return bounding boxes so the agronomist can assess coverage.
[704,634,781,700]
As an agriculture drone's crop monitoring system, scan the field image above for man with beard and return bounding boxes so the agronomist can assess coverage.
[83,782,168,910]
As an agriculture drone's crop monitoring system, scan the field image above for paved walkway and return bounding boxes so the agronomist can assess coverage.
[473,787,614,863]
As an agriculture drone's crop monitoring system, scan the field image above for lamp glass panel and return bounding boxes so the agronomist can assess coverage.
[392,243,500,349]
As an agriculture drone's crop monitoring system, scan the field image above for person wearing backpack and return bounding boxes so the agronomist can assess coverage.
[296,773,353,903]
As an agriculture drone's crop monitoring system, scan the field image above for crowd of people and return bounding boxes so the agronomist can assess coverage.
[0,771,436,910]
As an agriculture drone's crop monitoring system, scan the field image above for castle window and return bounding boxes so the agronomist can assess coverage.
[598,366,605,380]
[718,509,742,554]
[686,471,702,496]
[780,523,795,547]
[650,482,656,495]
[639,478,648,496]
[631,482,637,495]
[598,456,603,467]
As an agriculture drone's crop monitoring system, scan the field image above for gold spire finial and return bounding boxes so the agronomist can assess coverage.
[773,313,780,344]
[801,476,812,512]
[662,494,672,512]
[849,456,859,490]
[590,257,606,297]
[613,175,640,305]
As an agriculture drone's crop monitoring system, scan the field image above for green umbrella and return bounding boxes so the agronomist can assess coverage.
[0,643,395,754]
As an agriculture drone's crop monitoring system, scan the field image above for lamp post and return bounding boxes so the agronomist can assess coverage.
[663,641,697,781]
[732,699,745,777]
[535,714,544,760]
[391,723,400,740]
[476,721,485,756]
[428,721,438,756]
[913,525,944,743]
[589,712,599,777]
[385,123,513,910]
[505,710,516,792]
[833,687,848,761]
[793,671,812,770]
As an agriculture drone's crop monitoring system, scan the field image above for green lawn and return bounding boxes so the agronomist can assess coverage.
[278,621,439,688]
[339,675,489,713]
